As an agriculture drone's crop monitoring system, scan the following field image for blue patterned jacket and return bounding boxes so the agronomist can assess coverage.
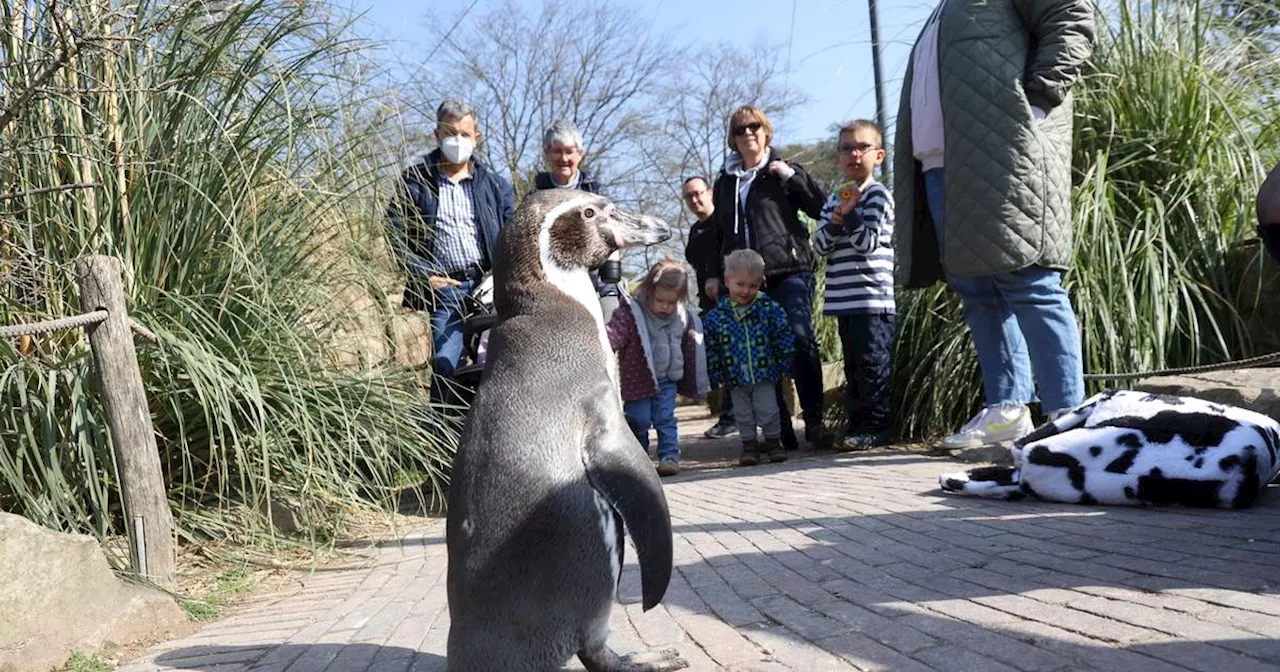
[702,293,795,389]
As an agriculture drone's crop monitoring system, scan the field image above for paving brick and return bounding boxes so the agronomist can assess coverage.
[1135,639,1280,672]
[971,594,1160,643]
[750,594,851,640]
[912,644,1023,672]
[893,613,1067,672]
[816,632,936,672]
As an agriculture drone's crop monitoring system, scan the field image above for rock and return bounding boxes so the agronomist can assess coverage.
[1133,369,1280,422]
[0,513,187,672]
[389,309,432,369]
[262,498,303,535]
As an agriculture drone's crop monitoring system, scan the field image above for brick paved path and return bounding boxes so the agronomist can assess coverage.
[121,409,1280,671]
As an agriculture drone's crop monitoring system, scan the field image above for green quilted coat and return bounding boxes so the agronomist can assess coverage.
[893,0,1096,287]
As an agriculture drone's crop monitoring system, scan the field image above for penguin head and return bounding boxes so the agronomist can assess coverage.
[494,189,671,317]
[532,189,671,271]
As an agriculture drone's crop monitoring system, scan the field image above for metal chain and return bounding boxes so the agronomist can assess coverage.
[0,310,108,339]
[1084,350,1280,382]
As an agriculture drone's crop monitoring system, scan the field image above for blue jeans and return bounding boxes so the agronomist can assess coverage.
[624,380,680,462]
[923,169,1084,413]
[428,280,474,405]
[763,271,825,423]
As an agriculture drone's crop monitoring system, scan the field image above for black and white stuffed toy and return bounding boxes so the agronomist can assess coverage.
[939,390,1280,509]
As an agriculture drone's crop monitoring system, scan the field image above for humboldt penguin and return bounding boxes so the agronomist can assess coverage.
[446,189,688,672]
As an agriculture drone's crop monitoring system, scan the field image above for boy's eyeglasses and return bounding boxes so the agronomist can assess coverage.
[733,122,764,137]
[839,142,880,155]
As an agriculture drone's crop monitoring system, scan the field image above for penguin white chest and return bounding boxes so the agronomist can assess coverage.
[537,238,618,385]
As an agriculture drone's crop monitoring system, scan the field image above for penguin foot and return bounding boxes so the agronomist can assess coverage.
[579,646,689,671]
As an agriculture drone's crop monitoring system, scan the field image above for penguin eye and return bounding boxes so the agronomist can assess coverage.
[583,207,596,219]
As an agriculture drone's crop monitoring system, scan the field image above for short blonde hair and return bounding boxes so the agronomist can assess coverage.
[723,249,765,278]
[726,105,774,152]
[639,258,689,302]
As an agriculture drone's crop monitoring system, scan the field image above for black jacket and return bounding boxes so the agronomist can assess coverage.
[684,215,721,312]
[712,149,826,279]
[531,170,602,194]
[385,149,516,310]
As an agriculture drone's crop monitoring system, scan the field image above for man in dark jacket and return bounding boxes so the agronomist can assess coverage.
[683,175,736,438]
[712,105,828,449]
[386,100,515,406]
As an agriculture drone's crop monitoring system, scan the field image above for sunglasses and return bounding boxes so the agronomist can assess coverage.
[733,122,764,137]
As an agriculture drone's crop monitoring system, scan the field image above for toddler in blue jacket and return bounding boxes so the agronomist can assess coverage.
[703,249,796,466]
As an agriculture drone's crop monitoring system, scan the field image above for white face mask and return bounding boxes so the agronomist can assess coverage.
[439,135,474,165]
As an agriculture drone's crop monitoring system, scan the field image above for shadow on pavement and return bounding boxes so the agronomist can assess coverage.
[621,471,1280,670]
[151,644,445,671]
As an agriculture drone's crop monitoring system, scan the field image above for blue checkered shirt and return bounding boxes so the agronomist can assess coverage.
[433,174,485,274]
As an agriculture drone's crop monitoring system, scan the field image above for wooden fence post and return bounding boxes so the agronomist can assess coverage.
[75,255,175,588]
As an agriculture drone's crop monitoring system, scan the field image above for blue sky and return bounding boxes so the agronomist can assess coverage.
[345,0,938,145]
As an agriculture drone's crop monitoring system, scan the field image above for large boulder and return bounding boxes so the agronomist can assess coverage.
[1133,368,1280,422]
[0,513,187,672]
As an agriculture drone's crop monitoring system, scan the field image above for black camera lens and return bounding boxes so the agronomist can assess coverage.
[598,258,622,284]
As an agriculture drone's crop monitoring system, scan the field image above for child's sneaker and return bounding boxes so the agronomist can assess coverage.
[738,440,760,466]
[938,403,1034,449]
[656,457,680,477]
[764,437,787,463]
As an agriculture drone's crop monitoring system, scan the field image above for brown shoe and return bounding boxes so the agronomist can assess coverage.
[738,440,760,466]
[764,437,787,463]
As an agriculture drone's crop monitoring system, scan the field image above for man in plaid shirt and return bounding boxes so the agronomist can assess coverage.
[387,100,515,405]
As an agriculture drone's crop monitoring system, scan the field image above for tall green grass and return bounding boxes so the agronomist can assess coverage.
[891,0,1279,439]
[1,0,455,553]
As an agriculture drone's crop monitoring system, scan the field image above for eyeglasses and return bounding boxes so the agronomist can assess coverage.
[839,142,880,155]
[733,122,764,137]
[683,187,709,201]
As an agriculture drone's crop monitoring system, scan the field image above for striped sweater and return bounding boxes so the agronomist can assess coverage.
[812,179,896,315]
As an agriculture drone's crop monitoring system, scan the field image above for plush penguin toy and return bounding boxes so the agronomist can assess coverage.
[940,390,1280,509]
[446,189,688,671]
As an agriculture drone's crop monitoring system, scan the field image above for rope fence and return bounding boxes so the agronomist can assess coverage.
[1,310,158,343]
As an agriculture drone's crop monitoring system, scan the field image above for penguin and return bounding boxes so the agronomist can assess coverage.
[446,189,689,672]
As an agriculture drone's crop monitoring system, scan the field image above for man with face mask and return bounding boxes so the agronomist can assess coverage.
[387,100,515,406]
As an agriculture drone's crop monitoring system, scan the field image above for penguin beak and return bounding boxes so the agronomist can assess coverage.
[605,210,671,248]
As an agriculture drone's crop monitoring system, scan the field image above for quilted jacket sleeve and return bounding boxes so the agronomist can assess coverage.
[704,311,725,388]
[768,302,796,374]
[1013,0,1097,112]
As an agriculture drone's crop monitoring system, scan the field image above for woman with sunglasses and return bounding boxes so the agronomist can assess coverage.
[708,104,828,450]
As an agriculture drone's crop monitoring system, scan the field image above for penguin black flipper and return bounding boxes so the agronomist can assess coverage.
[582,407,674,611]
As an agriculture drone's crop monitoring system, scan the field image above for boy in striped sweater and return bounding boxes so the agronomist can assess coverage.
[812,120,897,451]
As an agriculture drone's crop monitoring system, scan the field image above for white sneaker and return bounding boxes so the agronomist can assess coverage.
[938,403,1034,450]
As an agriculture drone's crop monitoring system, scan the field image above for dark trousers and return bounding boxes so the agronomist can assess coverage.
[719,387,735,424]
[1260,225,1280,264]
[763,271,825,423]
[837,313,896,433]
